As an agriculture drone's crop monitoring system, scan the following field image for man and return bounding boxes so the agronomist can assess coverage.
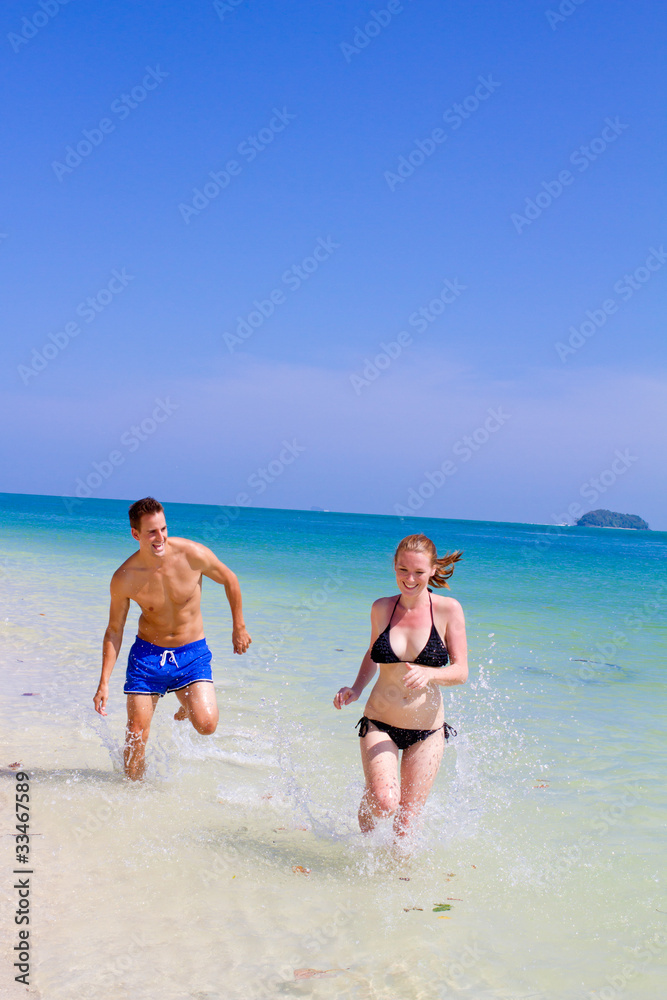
[93,497,251,780]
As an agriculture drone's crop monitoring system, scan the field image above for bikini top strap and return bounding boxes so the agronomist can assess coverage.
[428,590,434,623]
[386,595,402,629]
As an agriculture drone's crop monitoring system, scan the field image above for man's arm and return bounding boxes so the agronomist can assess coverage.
[190,543,252,654]
[93,576,130,715]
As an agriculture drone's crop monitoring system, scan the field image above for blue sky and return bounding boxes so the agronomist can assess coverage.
[1,0,665,527]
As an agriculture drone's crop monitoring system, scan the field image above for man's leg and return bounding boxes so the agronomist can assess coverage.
[173,682,219,735]
[125,694,159,780]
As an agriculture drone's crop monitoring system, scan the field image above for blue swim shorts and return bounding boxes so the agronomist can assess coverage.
[124,636,213,696]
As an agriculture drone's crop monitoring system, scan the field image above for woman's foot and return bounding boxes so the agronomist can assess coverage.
[174,705,188,721]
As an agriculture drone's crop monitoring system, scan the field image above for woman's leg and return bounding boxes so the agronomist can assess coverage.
[358,725,400,833]
[394,729,445,837]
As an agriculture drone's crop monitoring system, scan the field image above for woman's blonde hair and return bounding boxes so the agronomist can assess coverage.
[394,533,463,589]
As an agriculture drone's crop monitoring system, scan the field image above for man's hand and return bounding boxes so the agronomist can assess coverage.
[402,663,435,690]
[232,625,252,654]
[333,687,359,710]
[93,683,109,716]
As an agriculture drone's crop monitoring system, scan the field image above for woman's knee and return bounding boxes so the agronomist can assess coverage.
[368,784,400,816]
[396,790,429,826]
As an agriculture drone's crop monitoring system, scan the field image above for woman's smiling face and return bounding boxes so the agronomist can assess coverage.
[394,549,434,597]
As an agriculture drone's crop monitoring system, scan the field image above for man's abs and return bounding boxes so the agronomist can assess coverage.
[136,605,204,648]
[127,560,204,646]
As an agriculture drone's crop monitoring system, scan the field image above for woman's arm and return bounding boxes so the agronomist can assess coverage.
[333,601,383,709]
[403,599,468,690]
[333,649,378,708]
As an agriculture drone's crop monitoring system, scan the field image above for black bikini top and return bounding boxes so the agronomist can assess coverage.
[370,591,449,667]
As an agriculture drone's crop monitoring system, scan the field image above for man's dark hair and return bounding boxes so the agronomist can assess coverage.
[128,497,164,530]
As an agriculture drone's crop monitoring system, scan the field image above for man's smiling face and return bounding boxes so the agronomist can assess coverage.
[132,511,168,558]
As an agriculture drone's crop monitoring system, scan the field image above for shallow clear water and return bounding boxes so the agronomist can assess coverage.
[1,493,665,999]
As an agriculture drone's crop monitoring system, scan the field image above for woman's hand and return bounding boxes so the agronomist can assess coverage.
[402,663,436,690]
[333,687,359,710]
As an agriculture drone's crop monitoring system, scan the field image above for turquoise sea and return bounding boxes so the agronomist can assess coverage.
[0,493,665,1000]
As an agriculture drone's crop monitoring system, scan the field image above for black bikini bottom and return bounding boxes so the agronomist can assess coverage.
[356,716,457,751]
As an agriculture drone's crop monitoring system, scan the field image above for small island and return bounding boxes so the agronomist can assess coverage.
[576,509,649,530]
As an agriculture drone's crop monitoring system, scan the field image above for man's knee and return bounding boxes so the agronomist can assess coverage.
[126,722,150,743]
[194,717,217,736]
[189,703,218,735]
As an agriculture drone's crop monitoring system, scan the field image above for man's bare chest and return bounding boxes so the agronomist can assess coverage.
[128,567,201,613]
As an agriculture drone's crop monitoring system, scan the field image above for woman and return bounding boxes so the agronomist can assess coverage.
[334,533,467,837]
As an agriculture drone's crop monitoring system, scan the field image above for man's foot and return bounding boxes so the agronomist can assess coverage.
[174,706,188,721]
